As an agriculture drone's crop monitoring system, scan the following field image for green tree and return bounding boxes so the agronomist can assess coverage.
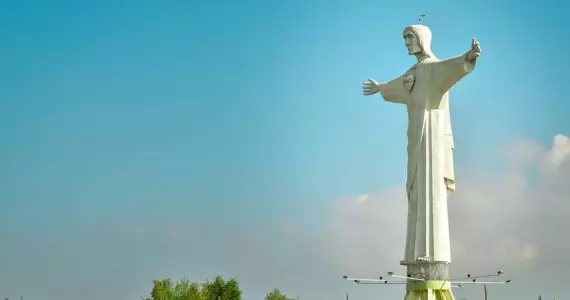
[143,275,241,300]
[265,288,295,300]
[201,276,241,300]
[222,278,242,300]
[149,278,175,300]
[173,279,202,300]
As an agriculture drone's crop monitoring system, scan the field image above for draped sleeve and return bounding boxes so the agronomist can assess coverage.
[378,76,409,104]
[434,53,477,94]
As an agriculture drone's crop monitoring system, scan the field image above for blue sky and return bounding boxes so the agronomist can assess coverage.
[1,0,569,299]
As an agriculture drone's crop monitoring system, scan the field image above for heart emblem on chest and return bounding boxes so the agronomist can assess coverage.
[403,72,415,92]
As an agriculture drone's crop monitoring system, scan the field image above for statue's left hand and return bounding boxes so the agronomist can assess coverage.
[467,38,481,61]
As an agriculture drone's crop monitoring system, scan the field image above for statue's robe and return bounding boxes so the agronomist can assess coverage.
[378,53,476,263]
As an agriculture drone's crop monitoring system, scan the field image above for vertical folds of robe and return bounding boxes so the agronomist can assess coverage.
[377,54,475,262]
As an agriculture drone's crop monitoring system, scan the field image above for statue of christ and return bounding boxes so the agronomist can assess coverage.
[362,24,481,264]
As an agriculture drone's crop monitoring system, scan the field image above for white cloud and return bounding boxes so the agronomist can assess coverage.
[327,186,407,274]
[548,134,570,169]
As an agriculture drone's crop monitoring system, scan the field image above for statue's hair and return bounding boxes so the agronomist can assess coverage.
[404,24,436,59]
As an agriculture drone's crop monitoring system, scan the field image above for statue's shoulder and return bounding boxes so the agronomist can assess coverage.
[406,58,441,73]
[420,58,442,66]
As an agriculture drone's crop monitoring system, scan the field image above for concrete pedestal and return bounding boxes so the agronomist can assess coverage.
[401,261,454,300]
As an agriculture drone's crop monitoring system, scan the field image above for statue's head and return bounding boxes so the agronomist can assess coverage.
[403,25,435,58]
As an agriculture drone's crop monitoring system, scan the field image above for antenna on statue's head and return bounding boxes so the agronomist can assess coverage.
[418,14,426,23]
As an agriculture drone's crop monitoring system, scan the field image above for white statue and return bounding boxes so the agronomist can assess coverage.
[362,25,480,264]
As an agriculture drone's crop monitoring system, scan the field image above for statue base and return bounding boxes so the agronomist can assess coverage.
[400,260,450,280]
[400,260,455,300]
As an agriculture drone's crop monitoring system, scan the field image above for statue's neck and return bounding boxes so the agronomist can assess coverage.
[415,53,431,63]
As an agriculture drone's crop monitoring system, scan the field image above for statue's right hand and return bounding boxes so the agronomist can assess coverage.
[362,78,379,96]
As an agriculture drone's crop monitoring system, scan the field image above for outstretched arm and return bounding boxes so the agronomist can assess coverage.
[435,38,481,93]
[362,77,408,104]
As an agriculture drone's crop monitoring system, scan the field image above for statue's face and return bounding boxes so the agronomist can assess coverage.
[403,28,421,55]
